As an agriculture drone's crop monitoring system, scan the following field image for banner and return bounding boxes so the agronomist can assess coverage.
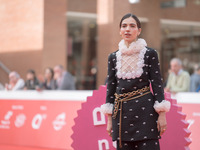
[1,89,199,150]
[0,90,92,150]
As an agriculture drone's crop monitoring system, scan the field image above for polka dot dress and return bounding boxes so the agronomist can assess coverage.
[117,139,160,150]
[106,47,165,149]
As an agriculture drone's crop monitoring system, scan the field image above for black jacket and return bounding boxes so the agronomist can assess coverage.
[106,47,165,141]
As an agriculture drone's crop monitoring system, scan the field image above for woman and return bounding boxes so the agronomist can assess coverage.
[24,69,40,90]
[42,67,56,90]
[101,13,171,150]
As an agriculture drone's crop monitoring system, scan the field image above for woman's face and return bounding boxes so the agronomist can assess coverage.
[26,73,34,80]
[45,69,52,80]
[120,17,141,45]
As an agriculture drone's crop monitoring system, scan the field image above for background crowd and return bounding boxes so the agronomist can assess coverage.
[1,57,200,93]
[0,65,75,91]
[164,58,200,94]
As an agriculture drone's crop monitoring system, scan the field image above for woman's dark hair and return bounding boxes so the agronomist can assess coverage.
[46,67,54,79]
[27,69,35,76]
[27,69,37,80]
[119,13,141,29]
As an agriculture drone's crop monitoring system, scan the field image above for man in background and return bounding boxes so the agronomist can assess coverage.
[0,82,4,90]
[5,71,25,91]
[165,58,190,94]
[54,65,75,90]
[190,65,200,92]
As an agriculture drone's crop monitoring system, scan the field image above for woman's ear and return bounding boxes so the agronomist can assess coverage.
[138,28,142,36]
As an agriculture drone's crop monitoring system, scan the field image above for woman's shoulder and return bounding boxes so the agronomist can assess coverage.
[145,47,158,57]
[146,47,157,53]
[108,50,118,59]
[110,50,119,55]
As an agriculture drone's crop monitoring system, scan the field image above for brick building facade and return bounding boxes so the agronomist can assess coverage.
[0,0,200,89]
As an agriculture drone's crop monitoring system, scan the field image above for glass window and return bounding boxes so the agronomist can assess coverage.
[67,14,97,90]
[161,23,200,81]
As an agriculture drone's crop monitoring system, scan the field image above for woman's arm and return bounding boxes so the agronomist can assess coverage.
[148,48,170,135]
[101,53,117,114]
[107,114,113,137]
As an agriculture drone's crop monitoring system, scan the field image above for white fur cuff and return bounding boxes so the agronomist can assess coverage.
[100,103,114,115]
[153,100,171,113]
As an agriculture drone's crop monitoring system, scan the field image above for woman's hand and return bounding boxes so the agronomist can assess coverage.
[107,114,112,137]
[157,111,167,136]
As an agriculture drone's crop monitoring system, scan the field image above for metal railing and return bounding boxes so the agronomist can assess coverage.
[0,61,10,74]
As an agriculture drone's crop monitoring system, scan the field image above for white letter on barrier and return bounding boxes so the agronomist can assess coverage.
[98,139,109,150]
[187,119,195,129]
[93,107,106,126]
[32,114,43,129]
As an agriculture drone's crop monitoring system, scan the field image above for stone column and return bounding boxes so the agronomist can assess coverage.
[43,0,67,70]
[81,20,90,76]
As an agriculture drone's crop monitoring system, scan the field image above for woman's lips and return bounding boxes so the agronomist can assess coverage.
[125,33,131,37]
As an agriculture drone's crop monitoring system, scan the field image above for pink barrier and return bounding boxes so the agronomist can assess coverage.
[0,87,194,150]
[178,103,200,150]
[71,86,191,150]
[0,91,85,150]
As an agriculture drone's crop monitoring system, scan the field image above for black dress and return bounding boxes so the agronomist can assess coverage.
[103,41,167,149]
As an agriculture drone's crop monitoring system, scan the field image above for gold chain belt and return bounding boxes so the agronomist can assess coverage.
[112,86,151,148]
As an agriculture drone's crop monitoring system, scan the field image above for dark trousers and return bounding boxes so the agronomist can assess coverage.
[117,139,160,150]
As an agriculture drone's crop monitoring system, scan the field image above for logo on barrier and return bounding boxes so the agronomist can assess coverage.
[71,86,117,150]
[0,111,13,129]
[15,113,26,128]
[32,114,47,130]
[52,112,66,131]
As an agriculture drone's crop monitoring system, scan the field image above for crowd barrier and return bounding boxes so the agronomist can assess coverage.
[174,92,200,150]
[0,90,92,150]
[0,87,199,150]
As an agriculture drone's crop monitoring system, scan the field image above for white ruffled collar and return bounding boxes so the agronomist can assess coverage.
[116,38,147,79]
[119,38,147,55]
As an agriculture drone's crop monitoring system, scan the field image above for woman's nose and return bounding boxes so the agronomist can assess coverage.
[126,26,130,31]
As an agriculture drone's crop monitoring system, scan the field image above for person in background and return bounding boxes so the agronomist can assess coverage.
[196,85,200,92]
[5,71,25,90]
[165,58,190,94]
[53,65,75,90]
[0,82,4,90]
[41,67,56,90]
[24,69,40,90]
[190,65,200,92]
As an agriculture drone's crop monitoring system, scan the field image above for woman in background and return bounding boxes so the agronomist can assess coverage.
[24,69,40,90]
[42,67,56,90]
